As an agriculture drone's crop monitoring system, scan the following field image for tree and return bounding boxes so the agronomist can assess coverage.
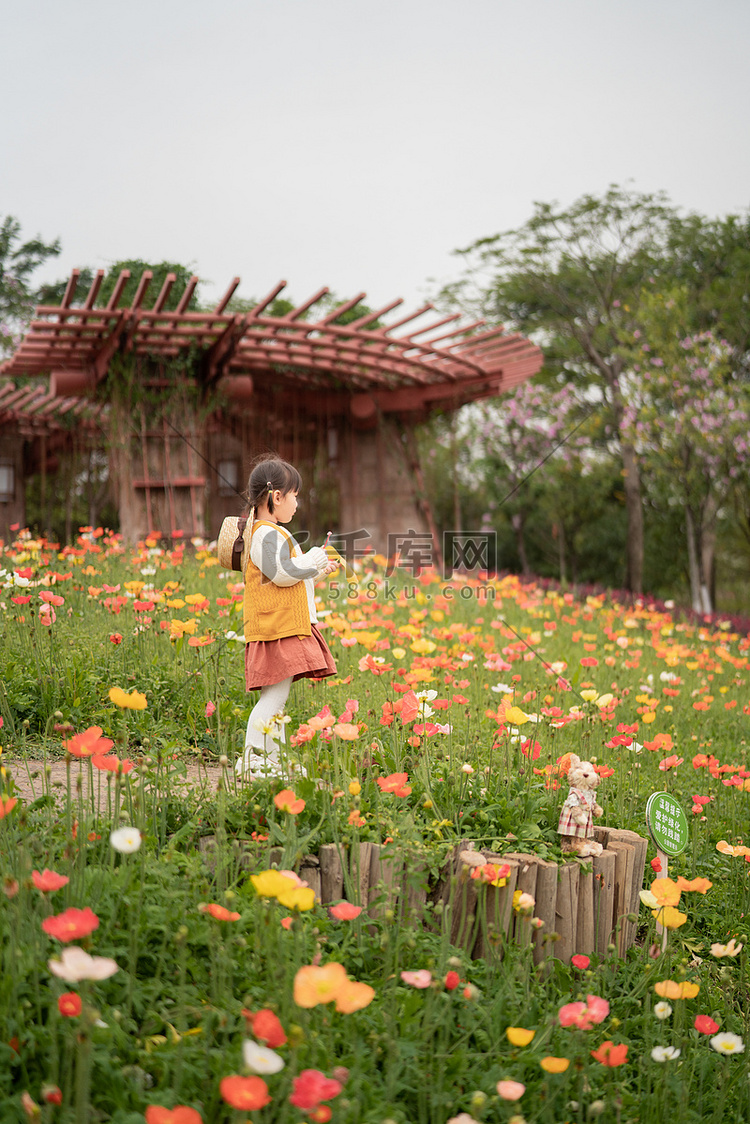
[476,381,585,574]
[619,289,750,613]
[666,210,750,374]
[0,215,61,356]
[441,185,681,593]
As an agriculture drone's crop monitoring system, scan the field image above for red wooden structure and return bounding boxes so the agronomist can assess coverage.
[1,269,543,550]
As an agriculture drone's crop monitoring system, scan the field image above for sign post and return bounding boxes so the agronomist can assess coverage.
[645,792,688,950]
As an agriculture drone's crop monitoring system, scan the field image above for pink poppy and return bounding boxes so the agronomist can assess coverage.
[400,970,432,989]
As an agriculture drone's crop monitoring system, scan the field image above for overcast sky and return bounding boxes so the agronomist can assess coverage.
[4,0,749,317]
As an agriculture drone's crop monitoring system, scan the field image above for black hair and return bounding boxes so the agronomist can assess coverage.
[245,458,301,516]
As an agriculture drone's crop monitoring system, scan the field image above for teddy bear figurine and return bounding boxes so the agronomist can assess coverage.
[557,754,604,857]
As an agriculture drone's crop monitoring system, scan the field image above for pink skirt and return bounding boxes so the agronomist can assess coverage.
[245,623,337,690]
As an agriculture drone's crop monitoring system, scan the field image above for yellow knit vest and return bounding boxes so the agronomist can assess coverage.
[243,520,311,642]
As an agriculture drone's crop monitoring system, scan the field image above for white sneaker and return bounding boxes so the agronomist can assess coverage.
[235,750,283,778]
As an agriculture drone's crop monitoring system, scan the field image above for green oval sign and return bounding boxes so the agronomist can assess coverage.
[646,791,688,857]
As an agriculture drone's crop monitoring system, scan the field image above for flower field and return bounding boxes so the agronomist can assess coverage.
[1,528,750,1123]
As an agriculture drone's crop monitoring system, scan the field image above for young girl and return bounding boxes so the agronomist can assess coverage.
[236,458,337,777]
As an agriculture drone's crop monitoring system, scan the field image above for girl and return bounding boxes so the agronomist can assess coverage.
[236,458,337,777]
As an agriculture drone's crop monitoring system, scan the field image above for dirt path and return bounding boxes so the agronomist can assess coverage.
[8,757,228,805]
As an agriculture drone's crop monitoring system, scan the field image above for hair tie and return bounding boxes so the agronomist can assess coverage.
[267,481,273,492]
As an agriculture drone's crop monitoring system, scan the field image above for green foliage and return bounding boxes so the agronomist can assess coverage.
[0,215,61,355]
[96,260,201,312]
[1,540,750,1120]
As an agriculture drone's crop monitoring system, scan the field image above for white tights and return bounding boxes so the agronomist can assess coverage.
[244,677,293,758]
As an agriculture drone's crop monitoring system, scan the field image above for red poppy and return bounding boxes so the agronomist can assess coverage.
[220,1075,271,1110]
[571,954,590,969]
[145,1107,203,1124]
[399,690,421,724]
[62,726,114,759]
[376,773,412,797]
[92,754,134,774]
[694,1014,719,1035]
[444,971,460,990]
[521,739,542,760]
[0,796,18,819]
[288,1070,343,1112]
[32,869,69,892]
[58,992,82,1017]
[591,1040,628,1066]
[242,1008,287,1048]
[199,903,240,922]
[42,907,100,942]
[329,902,363,920]
[580,657,599,667]
[274,789,305,815]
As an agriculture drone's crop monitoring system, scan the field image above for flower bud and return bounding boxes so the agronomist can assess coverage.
[41,1085,62,1105]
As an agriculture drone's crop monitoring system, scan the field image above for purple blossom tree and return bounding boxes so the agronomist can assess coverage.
[476,380,585,574]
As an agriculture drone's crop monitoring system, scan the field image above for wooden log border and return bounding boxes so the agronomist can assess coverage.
[200,828,649,964]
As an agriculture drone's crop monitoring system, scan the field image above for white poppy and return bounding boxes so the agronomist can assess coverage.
[242,1039,285,1074]
[110,826,142,854]
[651,1045,680,1062]
[49,947,119,983]
[710,1033,745,1056]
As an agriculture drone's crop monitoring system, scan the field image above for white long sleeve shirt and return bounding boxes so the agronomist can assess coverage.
[249,524,327,625]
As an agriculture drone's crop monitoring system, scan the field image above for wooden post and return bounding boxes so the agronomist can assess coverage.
[350,841,375,905]
[593,849,616,958]
[473,860,519,961]
[504,853,539,948]
[449,851,484,953]
[654,850,669,952]
[299,854,321,901]
[372,844,403,920]
[366,843,381,908]
[607,841,635,956]
[531,858,558,966]
[554,862,580,963]
[608,829,648,924]
[318,843,345,904]
[575,861,595,956]
[403,857,429,922]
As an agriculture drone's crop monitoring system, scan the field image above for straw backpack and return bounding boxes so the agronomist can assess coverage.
[216,514,253,573]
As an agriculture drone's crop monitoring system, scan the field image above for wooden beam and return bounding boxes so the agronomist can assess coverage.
[130,271,152,311]
[61,270,80,309]
[213,277,241,314]
[175,275,199,314]
[345,298,404,328]
[106,269,131,311]
[282,287,329,321]
[83,271,105,309]
[317,292,367,325]
[93,310,130,379]
[152,273,177,313]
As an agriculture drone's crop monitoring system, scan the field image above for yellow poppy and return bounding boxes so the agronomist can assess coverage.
[654,980,700,999]
[506,1027,535,1046]
[651,906,688,929]
[108,686,147,710]
[540,1056,570,1073]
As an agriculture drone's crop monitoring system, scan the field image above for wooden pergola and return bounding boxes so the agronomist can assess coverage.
[1,269,543,550]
